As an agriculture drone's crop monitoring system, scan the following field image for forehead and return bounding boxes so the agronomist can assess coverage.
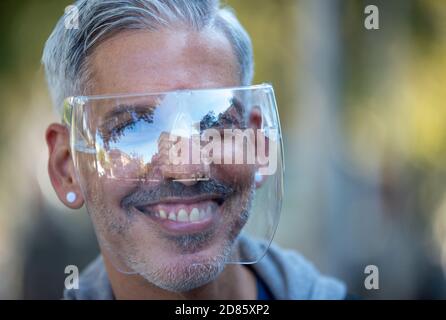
[88,28,240,96]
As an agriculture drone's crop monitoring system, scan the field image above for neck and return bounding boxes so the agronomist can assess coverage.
[102,253,257,300]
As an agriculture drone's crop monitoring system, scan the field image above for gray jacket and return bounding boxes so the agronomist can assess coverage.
[64,236,346,300]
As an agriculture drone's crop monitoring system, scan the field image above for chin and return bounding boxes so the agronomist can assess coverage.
[135,249,229,293]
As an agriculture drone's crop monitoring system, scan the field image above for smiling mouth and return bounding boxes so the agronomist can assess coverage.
[134,196,225,234]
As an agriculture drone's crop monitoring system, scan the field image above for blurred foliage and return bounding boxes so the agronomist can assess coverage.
[0,0,445,299]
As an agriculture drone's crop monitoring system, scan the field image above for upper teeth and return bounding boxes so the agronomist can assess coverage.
[190,208,200,222]
[156,206,211,222]
[177,209,188,222]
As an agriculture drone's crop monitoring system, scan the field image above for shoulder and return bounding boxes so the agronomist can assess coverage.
[63,255,114,300]
[239,236,347,300]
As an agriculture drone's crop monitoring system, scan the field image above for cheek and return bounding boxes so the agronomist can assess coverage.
[84,179,136,237]
[76,156,137,237]
[76,153,139,206]
[99,179,136,209]
[211,164,256,189]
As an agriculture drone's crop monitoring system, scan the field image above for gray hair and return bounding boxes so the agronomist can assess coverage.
[42,0,254,115]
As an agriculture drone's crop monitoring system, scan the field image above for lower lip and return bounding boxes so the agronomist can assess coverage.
[136,200,222,234]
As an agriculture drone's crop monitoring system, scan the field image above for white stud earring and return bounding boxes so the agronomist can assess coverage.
[66,192,77,203]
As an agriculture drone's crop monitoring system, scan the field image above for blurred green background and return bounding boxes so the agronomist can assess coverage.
[0,0,445,299]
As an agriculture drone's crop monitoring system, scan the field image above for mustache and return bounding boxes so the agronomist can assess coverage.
[121,178,234,209]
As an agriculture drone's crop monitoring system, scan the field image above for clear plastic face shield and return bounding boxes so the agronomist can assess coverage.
[63,83,283,289]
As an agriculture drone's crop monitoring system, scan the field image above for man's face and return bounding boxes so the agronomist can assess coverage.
[76,29,257,292]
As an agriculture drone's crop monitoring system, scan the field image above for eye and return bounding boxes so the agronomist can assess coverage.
[200,111,219,131]
[199,101,247,132]
[106,114,136,141]
[99,107,155,147]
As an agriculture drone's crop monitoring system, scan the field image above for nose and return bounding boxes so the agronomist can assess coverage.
[154,132,209,186]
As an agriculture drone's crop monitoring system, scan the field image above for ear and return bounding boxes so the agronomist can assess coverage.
[46,123,84,209]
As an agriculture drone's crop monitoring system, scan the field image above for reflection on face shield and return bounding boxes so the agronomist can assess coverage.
[64,84,283,291]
